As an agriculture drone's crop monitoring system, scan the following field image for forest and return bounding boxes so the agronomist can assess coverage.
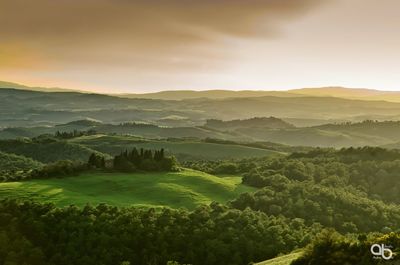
[0,199,318,265]
[1,136,400,264]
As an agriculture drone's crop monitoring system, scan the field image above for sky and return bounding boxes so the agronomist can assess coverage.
[0,0,399,93]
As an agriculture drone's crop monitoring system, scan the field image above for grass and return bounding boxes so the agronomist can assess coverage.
[255,250,303,265]
[0,168,254,208]
[72,135,283,160]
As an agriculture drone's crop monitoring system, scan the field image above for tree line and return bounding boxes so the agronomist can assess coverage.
[55,129,97,139]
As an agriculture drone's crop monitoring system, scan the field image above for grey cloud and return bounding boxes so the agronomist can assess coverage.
[0,0,327,70]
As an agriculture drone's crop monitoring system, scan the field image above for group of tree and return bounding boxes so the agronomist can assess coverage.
[113,147,177,172]
[183,147,400,235]
[185,147,400,204]
[88,153,106,168]
[231,179,400,234]
[30,160,88,179]
[55,129,97,139]
[182,158,257,175]
[0,151,43,182]
[0,199,319,265]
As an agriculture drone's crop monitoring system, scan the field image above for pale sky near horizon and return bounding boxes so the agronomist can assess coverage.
[0,0,399,93]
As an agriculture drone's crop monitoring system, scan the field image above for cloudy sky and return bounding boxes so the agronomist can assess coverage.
[0,0,399,93]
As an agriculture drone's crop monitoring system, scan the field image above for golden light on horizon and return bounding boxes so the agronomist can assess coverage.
[0,0,399,93]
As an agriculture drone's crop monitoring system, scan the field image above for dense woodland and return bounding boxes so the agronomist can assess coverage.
[0,200,318,265]
[183,148,400,235]
[2,132,400,264]
[292,230,400,265]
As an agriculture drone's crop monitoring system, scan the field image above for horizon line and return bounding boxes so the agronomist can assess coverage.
[1,80,400,95]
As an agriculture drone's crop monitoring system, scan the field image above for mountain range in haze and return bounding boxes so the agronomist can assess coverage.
[4,80,400,148]
[1,80,400,102]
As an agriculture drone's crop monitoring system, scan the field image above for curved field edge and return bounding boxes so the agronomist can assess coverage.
[0,168,255,209]
[254,250,303,265]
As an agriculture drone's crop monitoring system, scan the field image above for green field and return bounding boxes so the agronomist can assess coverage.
[0,169,254,208]
[71,135,283,160]
[255,251,303,265]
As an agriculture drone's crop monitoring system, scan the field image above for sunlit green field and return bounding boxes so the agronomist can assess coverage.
[255,251,303,265]
[0,169,254,208]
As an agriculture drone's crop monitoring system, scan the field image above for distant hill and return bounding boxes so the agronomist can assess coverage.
[71,135,282,161]
[314,120,400,142]
[0,122,244,141]
[120,86,400,103]
[5,119,400,148]
[0,80,83,92]
[118,89,303,100]
[3,80,400,102]
[205,117,294,130]
[0,138,108,163]
[4,86,400,129]
[4,84,400,148]
[292,86,386,97]
[291,86,400,103]
[62,119,103,127]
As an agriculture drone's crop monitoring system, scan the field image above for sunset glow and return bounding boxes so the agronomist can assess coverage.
[1,0,399,92]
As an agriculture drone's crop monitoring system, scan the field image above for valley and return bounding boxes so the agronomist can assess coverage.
[2,83,400,265]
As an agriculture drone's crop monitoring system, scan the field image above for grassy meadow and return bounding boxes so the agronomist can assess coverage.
[255,251,303,265]
[0,168,254,208]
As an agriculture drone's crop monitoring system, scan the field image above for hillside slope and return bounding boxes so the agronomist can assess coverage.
[0,151,43,171]
[205,117,294,130]
[71,135,283,160]
[0,169,255,208]
[255,251,303,265]
[0,139,107,163]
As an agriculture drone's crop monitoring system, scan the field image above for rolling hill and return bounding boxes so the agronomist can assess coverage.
[4,80,400,102]
[0,169,255,208]
[4,86,400,129]
[120,87,400,103]
[71,135,283,160]
[0,80,79,92]
[4,119,400,148]
[4,84,400,148]
[291,86,400,103]
[205,117,294,130]
[0,138,108,163]
[117,89,303,100]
